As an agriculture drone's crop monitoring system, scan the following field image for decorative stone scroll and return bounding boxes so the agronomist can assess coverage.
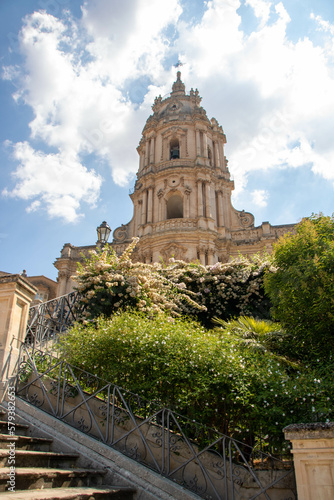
[237,210,255,228]
[113,224,128,243]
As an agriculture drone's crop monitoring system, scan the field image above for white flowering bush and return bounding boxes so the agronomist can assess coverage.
[161,255,272,325]
[74,238,205,321]
[74,238,271,325]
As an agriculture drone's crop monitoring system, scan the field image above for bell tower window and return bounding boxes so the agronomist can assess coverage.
[167,195,183,219]
[170,138,180,159]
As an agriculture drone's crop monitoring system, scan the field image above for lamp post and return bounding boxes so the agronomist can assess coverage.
[96,221,111,246]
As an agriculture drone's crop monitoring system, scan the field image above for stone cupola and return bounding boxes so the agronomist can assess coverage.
[112,72,262,265]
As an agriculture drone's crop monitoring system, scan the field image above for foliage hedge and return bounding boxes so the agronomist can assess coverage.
[59,311,334,452]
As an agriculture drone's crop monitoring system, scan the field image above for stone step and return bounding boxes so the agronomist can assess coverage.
[0,420,29,436]
[0,433,53,451]
[0,486,136,499]
[0,449,79,468]
[0,467,107,492]
[0,405,137,499]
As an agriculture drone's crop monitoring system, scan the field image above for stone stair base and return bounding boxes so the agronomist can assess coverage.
[5,398,199,500]
[0,485,135,500]
[0,406,136,499]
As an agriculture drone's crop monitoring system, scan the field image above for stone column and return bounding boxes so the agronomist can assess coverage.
[162,137,168,161]
[184,190,191,218]
[149,137,155,164]
[196,129,201,157]
[205,182,212,218]
[141,190,147,225]
[145,140,150,166]
[147,187,153,223]
[215,141,220,168]
[284,422,334,500]
[157,193,163,221]
[198,248,206,266]
[203,133,208,158]
[222,191,232,228]
[208,249,215,265]
[217,191,224,227]
[133,203,139,234]
[57,270,70,297]
[137,199,143,226]
[197,181,204,217]
[0,275,37,401]
[139,152,145,171]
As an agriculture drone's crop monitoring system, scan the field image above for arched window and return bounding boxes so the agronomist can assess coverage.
[167,195,183,219]
[170,138,180,159]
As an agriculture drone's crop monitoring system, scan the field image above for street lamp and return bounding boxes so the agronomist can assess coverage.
[96,221,111,246]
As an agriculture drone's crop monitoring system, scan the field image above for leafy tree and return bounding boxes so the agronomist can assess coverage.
[264,213,334,362]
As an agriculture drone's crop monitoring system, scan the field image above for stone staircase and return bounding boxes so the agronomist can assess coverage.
[0,408,136,499]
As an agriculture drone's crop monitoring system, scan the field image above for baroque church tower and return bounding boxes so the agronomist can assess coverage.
[55,73,294,295]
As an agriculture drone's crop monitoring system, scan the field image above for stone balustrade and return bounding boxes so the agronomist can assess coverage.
[152,218,198,233]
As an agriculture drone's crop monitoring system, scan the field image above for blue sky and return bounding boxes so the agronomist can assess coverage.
[1,0,334,281]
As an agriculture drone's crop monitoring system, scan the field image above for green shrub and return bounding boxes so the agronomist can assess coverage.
[59,311,334,451]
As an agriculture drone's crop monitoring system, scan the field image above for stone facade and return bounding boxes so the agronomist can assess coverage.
[0,272,57,305]
[55,73,295,296]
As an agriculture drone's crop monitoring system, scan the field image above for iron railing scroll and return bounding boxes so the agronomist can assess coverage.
[25,292,82,350]
[16,344,297,500]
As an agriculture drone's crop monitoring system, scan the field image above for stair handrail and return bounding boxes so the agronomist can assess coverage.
[15,342,297,500]
[25,291,82,351]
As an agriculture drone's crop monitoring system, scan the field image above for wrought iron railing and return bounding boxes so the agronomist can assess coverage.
[16,344,297,500]
[25,291,82,350]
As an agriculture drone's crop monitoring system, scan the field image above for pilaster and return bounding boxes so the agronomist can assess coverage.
[0,275,37,401]
[284,423,334,500]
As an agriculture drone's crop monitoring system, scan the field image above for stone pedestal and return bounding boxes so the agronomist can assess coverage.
[284,422,334,500]
[0,275,37,401]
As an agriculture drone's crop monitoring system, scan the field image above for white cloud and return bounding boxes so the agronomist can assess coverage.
[81,0,182,85]
[177,0,243,78]
[2,0,334,223]
[245,0,272,28]
[251,189,269,207]
[176,0,334,195]
[3,142,102,222]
